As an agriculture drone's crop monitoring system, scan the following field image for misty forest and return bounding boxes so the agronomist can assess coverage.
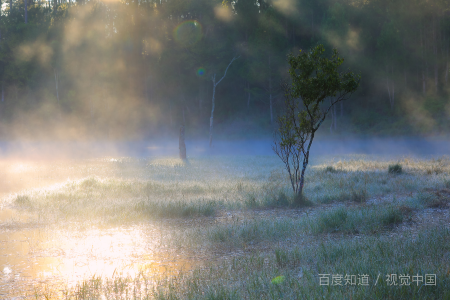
[1,0,450,138]
[1,0,450,299]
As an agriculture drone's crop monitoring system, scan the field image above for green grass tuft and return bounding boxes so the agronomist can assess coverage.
[14,195,32,207]
[325,166,338,173]
[313,205,404,234]
[388,163,403,174]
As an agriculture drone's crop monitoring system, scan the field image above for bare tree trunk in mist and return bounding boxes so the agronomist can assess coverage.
[9,0,11,11]
[269,56,273,125]
[392,66,395,107]
[0,84,3,119]
[270,93,273,125]
[386,75,394,110]
[423,71,426,95]
[421,26,427,95]
[0,84,3,117]
[24,0,27,24]
[54,68,59,105]
[198,82,202,112]
[433,15,438,92]
[209,56,239,148]
[144,77,149,102]
[210,75,216,148]
[182,97,186,125]
[179,125,186,159]
[247,81,251,114]
[340,101,343,118]
[435,65,438,91]
[446,44,449,86]
[384,65,395,109]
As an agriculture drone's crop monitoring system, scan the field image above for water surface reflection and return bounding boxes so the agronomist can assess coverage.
[0,209,193,298]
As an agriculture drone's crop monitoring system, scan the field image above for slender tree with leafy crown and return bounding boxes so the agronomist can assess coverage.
[273,44,360,205]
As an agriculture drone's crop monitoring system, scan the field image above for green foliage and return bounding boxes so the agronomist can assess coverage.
[2,0,450,138]
[388,163,403,174]
[325,166,337,173]
[14,195,32,207]
[287,45,360,111]
[274,44,359,202]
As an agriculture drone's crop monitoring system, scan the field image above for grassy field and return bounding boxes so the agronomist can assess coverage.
[1,154,450,299]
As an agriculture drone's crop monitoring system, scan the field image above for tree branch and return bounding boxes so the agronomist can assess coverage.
[215,56,240,86]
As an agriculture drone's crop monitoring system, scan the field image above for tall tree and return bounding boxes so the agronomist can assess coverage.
[209,56,239,147]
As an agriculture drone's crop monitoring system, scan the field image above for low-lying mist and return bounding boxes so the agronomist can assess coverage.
[1,137,450,160]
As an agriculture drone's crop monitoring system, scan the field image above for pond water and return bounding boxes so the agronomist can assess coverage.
[0,208,194,298]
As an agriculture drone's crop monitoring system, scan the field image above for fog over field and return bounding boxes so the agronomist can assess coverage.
[1,137,450,159]
[1,0,450,298]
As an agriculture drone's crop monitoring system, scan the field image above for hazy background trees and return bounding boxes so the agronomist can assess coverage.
[0,0,449,140]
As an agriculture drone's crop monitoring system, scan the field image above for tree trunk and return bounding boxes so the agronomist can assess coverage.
[209,75,216,148]
[144,76,149,102]
[54,69,59,104]
[198,81,202,112]
[421,25,427,95]
[445,36,449,86]
[0,84,3,118]
[386,76,392,108]
[433,15,438,91]
[392,67,395,107]
[423,71,426,95]
[269,56,273,125]
[1,83,4,120]
[182,102,186,125]
[208,56,239,148]
[297,131,315,202]
[435,65,438,91]
[179,125,186,160]
[270,94,273,125]
[247,81,250,114]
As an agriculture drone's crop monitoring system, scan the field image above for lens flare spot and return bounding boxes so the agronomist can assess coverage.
[173,20,203,47]
[197,67,205,77]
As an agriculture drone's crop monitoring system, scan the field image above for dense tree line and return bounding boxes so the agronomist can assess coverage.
[0,0,449,139]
